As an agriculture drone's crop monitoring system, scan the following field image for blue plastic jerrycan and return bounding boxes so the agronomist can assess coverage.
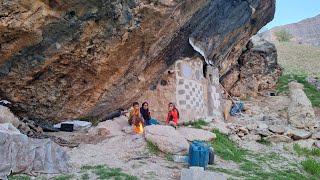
[188,141,210,169]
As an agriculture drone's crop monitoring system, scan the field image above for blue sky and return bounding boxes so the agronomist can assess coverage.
[265,0,320,29]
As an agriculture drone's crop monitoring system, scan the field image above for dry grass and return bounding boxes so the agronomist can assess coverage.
[274,42,320,77]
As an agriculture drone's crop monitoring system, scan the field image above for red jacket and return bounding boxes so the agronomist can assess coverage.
[166,109,179,124]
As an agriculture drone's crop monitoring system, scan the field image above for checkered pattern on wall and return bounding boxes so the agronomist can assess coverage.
[176,78,205,114]
[175,60,205,120]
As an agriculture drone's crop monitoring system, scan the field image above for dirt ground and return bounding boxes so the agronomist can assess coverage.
[45,117,184,180]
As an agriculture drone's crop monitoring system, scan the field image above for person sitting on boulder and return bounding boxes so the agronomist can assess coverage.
[166,102,179,128]
[128,102,143,126]
[140,102,151,126]
[230,98,248,116]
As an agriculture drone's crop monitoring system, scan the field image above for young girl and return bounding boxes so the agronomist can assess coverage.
[166,102,179,128]
[140,102,151,126]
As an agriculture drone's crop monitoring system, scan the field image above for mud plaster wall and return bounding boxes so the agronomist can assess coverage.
[139,58,223,123]
[138,71,176,122]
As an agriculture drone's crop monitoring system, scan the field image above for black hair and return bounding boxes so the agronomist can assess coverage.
[141,102,148,108]
[133,102,139,106]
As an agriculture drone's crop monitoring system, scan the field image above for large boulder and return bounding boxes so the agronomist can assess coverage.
[0,105,21,128]
[223,42,282,98]
[144,125,189,154]
[0,0,276,121]
[288,82,316,129]
[177,127,216,142]
[89,120,124,137]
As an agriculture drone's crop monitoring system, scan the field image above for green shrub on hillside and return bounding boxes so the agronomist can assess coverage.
[274,29,292,42]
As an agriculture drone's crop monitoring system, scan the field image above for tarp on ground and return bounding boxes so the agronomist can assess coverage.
[0,123,69,180]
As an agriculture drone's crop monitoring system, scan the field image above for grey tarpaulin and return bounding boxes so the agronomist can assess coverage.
[0,123,69,180]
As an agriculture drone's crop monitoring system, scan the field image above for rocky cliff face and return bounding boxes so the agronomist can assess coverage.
[221,42,282,98]
[0,0,275,121]
[260,14,320,46]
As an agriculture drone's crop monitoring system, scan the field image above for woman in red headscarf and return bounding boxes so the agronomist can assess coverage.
[166,102,179,128]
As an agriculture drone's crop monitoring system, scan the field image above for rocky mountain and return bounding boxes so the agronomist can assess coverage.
[260,14,320,46]
[0,0,275,121]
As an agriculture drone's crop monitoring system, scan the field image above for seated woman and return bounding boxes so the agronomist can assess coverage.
[166,102,179,128]
[140,102,151,126]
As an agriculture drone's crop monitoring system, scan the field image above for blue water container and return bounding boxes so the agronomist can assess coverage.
[188,141,210,169]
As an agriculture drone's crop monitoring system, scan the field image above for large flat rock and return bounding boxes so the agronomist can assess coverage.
[177,127,216,142]
[144,125,189,154]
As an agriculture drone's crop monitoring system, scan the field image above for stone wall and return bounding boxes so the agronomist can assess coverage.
[138,70,176,122]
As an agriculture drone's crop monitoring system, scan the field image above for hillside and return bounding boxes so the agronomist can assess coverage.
[274,41,320,107]
[274,42,320,77]
[262,14,320,46]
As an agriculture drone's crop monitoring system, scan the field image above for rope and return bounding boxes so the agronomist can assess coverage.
[219,83,244,116]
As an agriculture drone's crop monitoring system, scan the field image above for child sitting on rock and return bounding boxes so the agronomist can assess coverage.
[128,102,143,126]
[166,102,179,128]
[128,102,144,134]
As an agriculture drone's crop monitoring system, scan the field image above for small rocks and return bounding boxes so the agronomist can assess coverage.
[242,134,261,141]
[256,121,268,129]
[262,116,271,121]
[122,126,133,134]
[265,135,292,143]
[238,132,245,137]
[98,128,110,136]
[268,125,286,134]
[315,141,320,148]
[285,129,312,140]
[256,128,273,137]
[212,124,230,135]
[91,121,123,136]
[294,139,315,149]
[230,134,242,144]
[239,127,249,135]
[311,132,320,140]
[246,123,258,131]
